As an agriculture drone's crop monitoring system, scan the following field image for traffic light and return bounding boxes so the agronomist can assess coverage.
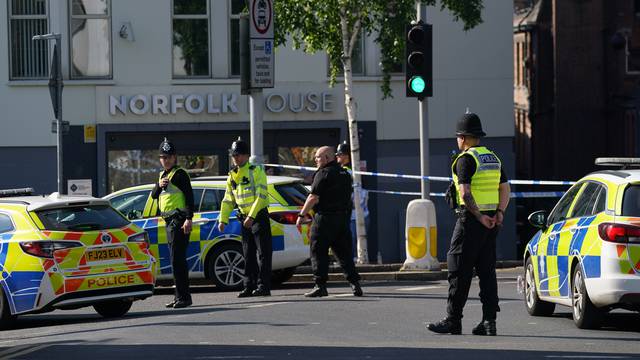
[405,21,432,98]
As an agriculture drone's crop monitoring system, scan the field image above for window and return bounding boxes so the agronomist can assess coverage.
[275,183,309,207]
[547,183,582,225]
[622,185,640,216]
[0,214,15,234]
[200,189,221,212]
[36,205,129,231]
[593,187,607,214]
[229,0,244,76]
[173,0,210,78]
[8,0,50,79]
[327,31,365,77]
[109,190,151,220]
[192,188,204,210]
[570,182,603,218]
[69,0,111,78]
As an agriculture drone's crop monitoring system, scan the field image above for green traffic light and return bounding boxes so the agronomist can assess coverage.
[409,76,426,93]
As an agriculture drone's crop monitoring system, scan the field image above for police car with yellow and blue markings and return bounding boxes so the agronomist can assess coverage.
[524,158,640,328]
[0,189,155,329]
[105,176,311,290]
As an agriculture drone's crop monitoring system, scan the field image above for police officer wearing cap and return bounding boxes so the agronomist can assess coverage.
[218,138,273,297]
[296,146,363,297]
[151,138,195,309]
[427,112,510,335]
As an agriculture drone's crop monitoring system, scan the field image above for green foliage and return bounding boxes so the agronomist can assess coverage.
[274,0,483,98]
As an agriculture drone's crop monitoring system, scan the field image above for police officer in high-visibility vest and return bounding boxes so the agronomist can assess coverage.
[218,138,273,297]
[151,138,195,309]
[427,113,510,335]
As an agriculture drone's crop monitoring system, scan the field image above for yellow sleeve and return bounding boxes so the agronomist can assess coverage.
[219,175,236,224]
[248,167,269,218]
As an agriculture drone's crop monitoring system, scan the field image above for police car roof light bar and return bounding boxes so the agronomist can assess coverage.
[0,188,35,198]
[594,157,640,170]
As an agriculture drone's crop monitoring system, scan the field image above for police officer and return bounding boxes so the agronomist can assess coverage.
[296,146,363,297]
[218,138,273,297]
[427,112,510,335]
[152,138,194,309]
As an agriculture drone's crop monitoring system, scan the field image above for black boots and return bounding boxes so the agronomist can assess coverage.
[350,281,363,297]
[252,287,271,297]
[237,288,254,298]
[426,318,462,335]
[304,285,328,297]
[472,320,497,336]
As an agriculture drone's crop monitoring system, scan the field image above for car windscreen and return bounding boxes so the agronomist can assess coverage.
[35,205,130,231]
[622,185,640,216]
[274,183,309,207]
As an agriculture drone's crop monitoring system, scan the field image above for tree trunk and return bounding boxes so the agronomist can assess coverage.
[340,13,368,264]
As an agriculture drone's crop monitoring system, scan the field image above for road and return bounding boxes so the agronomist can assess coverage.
[0,269,637,359]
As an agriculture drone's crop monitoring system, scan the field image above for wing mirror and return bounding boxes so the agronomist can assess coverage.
[528,210,548,229]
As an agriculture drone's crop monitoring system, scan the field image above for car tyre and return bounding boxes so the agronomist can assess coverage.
[93,299,133,318]
[572,265,603,329]
[271,266,297,286]
[524,257,555,316]
[0,287,16,330]
[207,242,245,291]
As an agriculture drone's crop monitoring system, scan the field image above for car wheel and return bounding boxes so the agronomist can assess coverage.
[271,267,297,286]
[0,287,16,330]
[207,242,245,291]
[93,299,133,318]
[524,257,555,316]
[572,265,603,329]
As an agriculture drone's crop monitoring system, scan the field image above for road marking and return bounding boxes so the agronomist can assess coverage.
[3,344,49,359]
[396,286,442,291]
[244,302,292,308]
[195,357,265,359]
[310,322,321,325]
[368,322,378,325]
[328,294,353,298]
[545,356,630,359]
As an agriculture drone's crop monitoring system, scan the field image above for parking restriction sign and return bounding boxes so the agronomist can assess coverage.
[250,0,273,39]
[248,0,274,88]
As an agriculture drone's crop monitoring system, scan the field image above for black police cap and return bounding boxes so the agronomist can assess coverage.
[455,112,486,137]
[229,137,250,155]
[159,137,176,155]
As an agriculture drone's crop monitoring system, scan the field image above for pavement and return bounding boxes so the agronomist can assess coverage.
[290,260,523,282]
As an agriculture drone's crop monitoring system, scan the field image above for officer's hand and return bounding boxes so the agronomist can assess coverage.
[182,219,192,234]
[479,214,495,229]
[218,222,226,232]
[495,212,504,227]
[159,178,169,188]
[296,216,303,227]
[243,217,254,229]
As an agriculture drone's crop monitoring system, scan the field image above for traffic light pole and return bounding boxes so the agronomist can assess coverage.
[417,2,429,199]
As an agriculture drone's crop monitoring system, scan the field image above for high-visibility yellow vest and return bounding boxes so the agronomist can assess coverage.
[452,146,501,211]
[158,166,188,213]
[219,162,269,223]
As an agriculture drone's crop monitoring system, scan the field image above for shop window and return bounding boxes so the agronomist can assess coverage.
[229,0,244,76]
[69,0,112,78]
[277,146,319,183]
[107,150,219,193]
[8,0,50,80]
[172,0,210,78]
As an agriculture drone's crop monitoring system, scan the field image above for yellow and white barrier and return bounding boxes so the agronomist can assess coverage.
[402,199,439,271]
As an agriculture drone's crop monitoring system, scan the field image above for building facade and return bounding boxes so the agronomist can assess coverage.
[1,0,514,262]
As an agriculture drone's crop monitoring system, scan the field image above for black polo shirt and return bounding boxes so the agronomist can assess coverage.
[311,160,352,213]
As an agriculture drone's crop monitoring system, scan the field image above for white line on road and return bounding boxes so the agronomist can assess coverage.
[396,286,443,291]
[195,357,265,359]
[244,302,292,308]
[545,356,630,359]
[3,344,49,360]
[328,294,354,298]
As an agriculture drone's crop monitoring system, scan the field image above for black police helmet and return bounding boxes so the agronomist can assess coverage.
[336,141,350,156]
[455,112,486,138]
[229,137,250,156]
[159,137,176,155]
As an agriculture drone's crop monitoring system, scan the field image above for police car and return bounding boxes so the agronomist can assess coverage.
[524,158,640,328]
[105,176,310,290]
[0,189,155,329]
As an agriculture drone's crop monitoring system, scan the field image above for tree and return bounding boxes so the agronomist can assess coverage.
[275,0,483,263]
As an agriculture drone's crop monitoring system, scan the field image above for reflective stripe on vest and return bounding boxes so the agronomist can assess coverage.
[230,164,267,215]
[158,166,187,213]
[452,146,501,211]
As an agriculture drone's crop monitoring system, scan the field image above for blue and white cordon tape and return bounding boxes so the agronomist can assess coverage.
[366,190,565,198]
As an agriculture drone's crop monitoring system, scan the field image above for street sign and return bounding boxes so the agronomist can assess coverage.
[250,39,274,88]
[48,44,63,119]
[67,179,92,196]
[249,0,273,39]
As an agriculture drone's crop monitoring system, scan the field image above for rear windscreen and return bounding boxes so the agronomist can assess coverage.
[36,205,129,231]
[274,183,309,207]
[622,185,640,216]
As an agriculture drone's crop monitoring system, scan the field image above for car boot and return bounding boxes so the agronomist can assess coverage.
[472,320,497,336]
[304,285,328,297]
[350,281,363,297]
[426,318,462,335]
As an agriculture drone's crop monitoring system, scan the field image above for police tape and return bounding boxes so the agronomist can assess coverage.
[263,164,576,186]
[366,190,565,198]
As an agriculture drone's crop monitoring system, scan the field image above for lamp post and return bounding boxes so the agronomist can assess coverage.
[32,33,64,194]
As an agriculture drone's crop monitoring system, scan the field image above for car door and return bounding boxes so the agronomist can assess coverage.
[535,183,583,298]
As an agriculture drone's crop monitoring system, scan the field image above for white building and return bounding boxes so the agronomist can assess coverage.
[0,0,515,261]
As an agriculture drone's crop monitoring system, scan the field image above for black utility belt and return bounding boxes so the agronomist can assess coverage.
[162,209,187,220]
[317,210,349,215]
[454,207,497,216]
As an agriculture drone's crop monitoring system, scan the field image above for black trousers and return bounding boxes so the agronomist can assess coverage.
[166,216,191,302]
[310,213,360,285]
[446,210,499,321]
[240,208,273,290]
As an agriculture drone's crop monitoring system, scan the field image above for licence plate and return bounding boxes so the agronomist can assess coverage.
[86,247,125,262]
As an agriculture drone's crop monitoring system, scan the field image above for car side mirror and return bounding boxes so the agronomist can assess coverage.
[528,210,548,229]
